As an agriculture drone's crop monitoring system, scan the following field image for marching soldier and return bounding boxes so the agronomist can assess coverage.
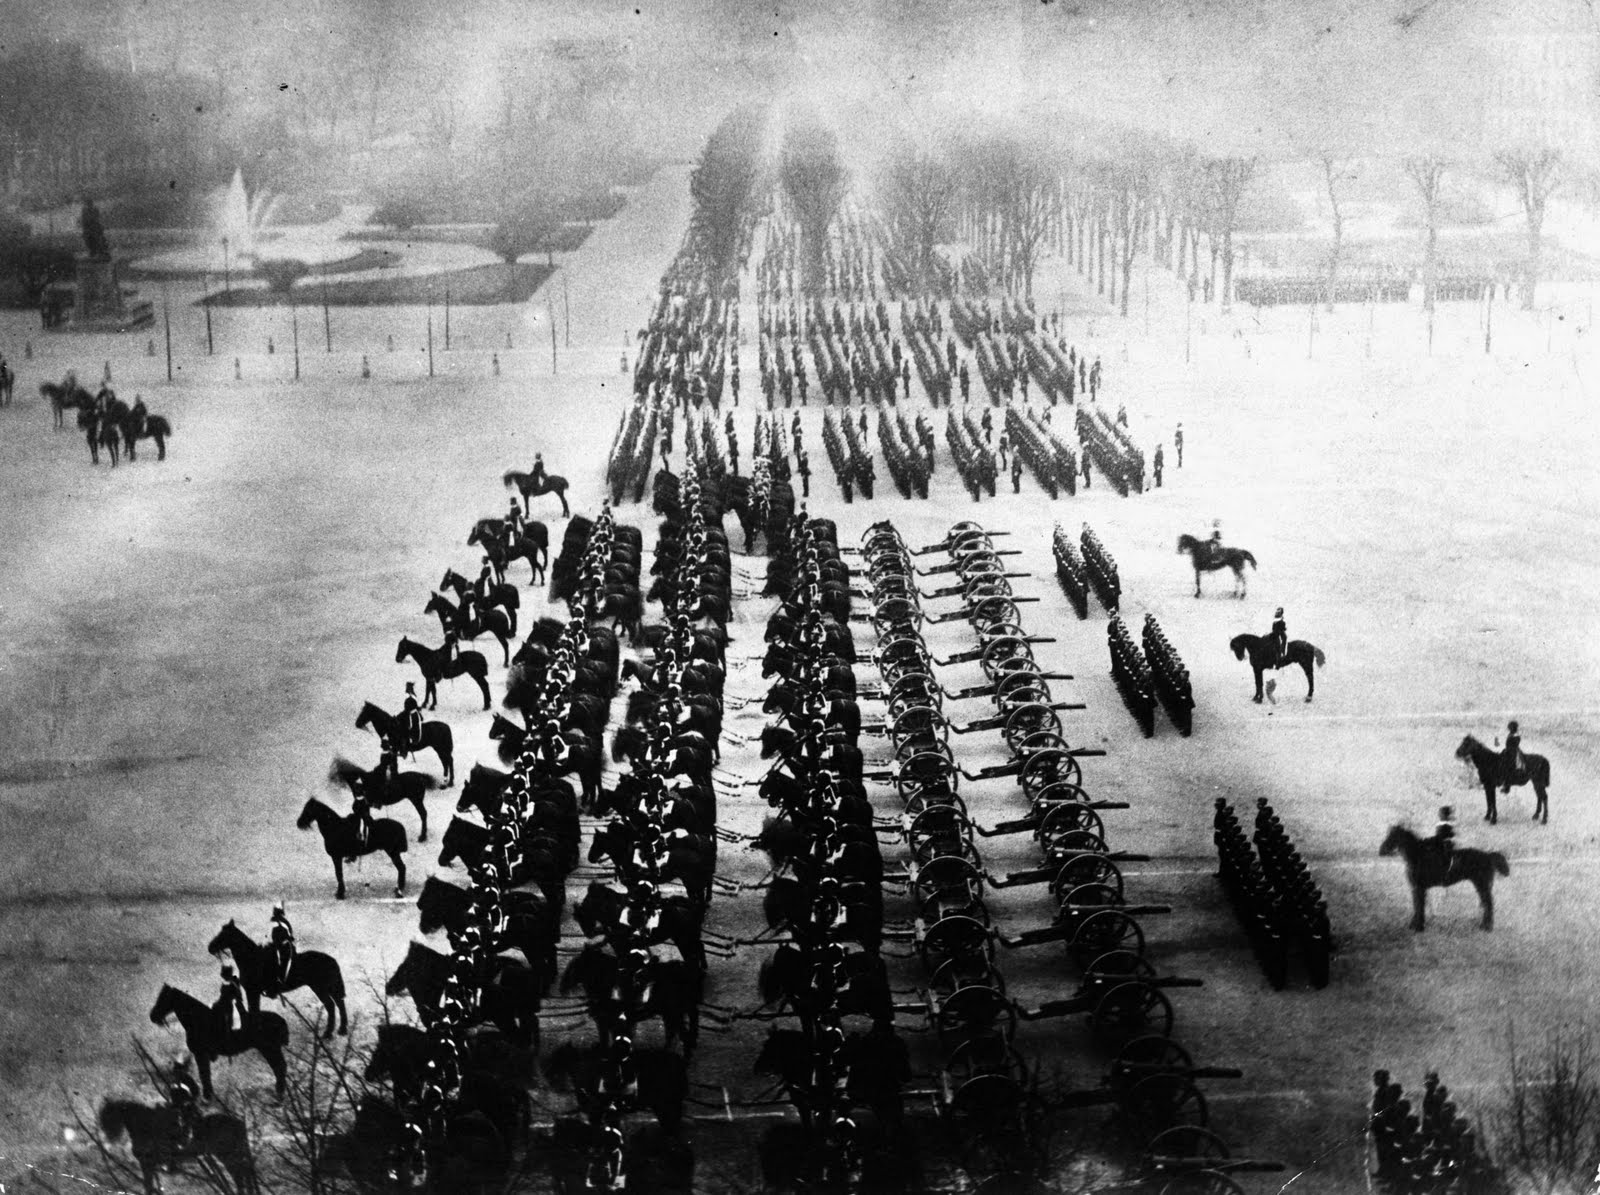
[1174,422,1184,467]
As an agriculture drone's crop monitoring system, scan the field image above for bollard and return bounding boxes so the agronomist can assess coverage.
[506,332,513,350]
[24,340,32,360]
[146,339,156,357]
[267,338,275,355]
[492,353,500,377]
[234,357,241,380]
[104,360,112,382]
[620,352,628,374]
[361,355,371,379]
[387,335,394,352]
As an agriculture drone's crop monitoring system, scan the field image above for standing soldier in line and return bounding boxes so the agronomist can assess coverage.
[1090,357,1102,400]
[728,425,740,475]
[1011,452,1024,494]
[797,449,811,498]
[996,428,1010,470]
[980,407,993,444]
[1153,443,1165,488]
[1174,422,1184,467]
[959,363,970,402]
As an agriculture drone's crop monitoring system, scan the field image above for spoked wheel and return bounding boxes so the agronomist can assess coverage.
[1021,750,1084,799]
[918,913,995,969]
[1036,801,1104,847]
[1091,982,1175,1041]
[1066,910,1146,967]
[995,668,1050,704]
[1003,703,1063,752]
[888,674,941,713]
[1050,828,1110,855]
[930,954,1007,998]
[969,596,1022,632]
[902,785,966,821]
[934,983,1018,1044]
[979,635,1034,679]
[1050,852,1124,897]
[910,849,985,889]
[1111,1036,1196,1093]
[895,734,952,765]
[898,751,958,796]
[872,596,924,630]
[890,704,945,743]
[905,803,971,841]
[1159,1174,1247,1195]
[1123,1073,1209,1135]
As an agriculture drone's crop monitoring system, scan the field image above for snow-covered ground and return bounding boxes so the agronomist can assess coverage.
[2,163,1598,1191]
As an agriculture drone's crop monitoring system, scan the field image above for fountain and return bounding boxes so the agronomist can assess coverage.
[216,168,281,264]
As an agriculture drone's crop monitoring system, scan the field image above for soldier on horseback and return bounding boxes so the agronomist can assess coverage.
[130,394,148,439]
[1501,721,1524,793]
[216,964,247,1035]
[351,794,374,851]
[400,682,423,757]
[1433,806,1455,874]
[1271,607,1288,667]
[168,1055,201,1139]
[268,901,295,991]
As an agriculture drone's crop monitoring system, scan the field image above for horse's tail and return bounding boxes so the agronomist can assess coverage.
[149,416,171,437]
[1242,551,1257,569]
[98,1099,128,1141]
[1492,852,1510,877]
[1314,647,1326,669]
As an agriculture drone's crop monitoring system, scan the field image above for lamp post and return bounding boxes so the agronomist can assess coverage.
[221,236,231,297]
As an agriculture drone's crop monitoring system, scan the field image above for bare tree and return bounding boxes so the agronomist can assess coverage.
[1203,156,1257,312]
[995,142,1055,303]
[1112,143,1160,317]
[781,118,850,295]
[689,105,767,291]
[1404,155,1449,314]
[1319,155,1358,311]
[1497,1025,1600,1195]
[879,144,957,290]
[1494,145,1562,310]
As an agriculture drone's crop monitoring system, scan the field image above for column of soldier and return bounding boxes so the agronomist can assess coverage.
[752,514,887,1185]
[943,407,1000,500]
[1370,1070,1494,1193]
[1074,405,1146,496]
[1139,613,1195,737]
[394,519,620,1178]
[1004,405,1078,497]
[1212,798,1332,990]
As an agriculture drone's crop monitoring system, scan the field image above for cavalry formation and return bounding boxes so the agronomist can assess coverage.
[42,371,172,465]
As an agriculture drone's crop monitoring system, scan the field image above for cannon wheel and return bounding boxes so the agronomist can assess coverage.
[996,668,1051,704]
[911,850,985,889]
[1088,951,1159,986]
[935,984,1018,1040]
[1092,981,1175,1040]
[969,595,1022,631]
[1066,910,1146,966]
[1051,828,1110,856]
[918,914,995,969]
[1124,1073,1209,1134]
[930,954,1007,998]
[1036,802,1104,846]
[905,803,972,841]
[1004,703,1064,752]
[1050,852,1124,897]
[889,703,945,743]
[899,751,958,797]
[1021,749,1083,798]
[872,596,924,630]
[903,786,967,821]
[980,635,1035,679]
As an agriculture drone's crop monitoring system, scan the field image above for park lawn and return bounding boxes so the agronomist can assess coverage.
[198,261,557,307]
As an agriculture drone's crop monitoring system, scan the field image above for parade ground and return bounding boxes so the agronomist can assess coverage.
[3,163,1600,1192]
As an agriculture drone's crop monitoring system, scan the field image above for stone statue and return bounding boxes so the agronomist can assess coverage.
[79,199,109,260]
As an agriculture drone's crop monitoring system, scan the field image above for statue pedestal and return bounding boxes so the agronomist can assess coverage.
[47,257,154,333]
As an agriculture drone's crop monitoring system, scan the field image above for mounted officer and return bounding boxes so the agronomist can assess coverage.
[1433,806,1455,873]
[130,393,148,438]
[1501,721,1524,792]
[400,682,423,757]
[168,1054,201,1139]
[216,963,247,1036]
[505,495,525,542]
[268,900,295,991]
[351,794,374,851]
[1271,607,1288,667]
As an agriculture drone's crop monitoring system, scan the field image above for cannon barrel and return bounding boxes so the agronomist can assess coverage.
[985,866,1054,888]
[973,816,1039,837]
[1149,1157,1286,1173]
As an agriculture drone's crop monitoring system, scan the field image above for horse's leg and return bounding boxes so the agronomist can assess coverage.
[1476,876,1494,931]
[199,1053,216,1100]
[412,795,428,843]
[265,1046,287,1098]
[1302,659,1315,703]
[156,435,166,461]
[1411,883,1426,932]
[475,672,492,711]
[426,676,438,710]
[559,488,570,518]
[1484,781,1498,825]
[390,850,406,897]
[333,854,347,900]
[1252,666,1264,703]
[1194,569,1201,599]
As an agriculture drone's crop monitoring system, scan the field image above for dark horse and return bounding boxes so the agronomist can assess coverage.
[119,411,173,461]
[1456,734,1551,825]
[504,468,571,517]
[355,700,455,786]
[207,920,348,1037]
[148,984,287,1100]
[1380,825,1510,931]
[442,567,519,636]
[396,636,493,710]
[543,1041,689,1135]
[385,940,540,1048]
[43,380,95,429]
[559,943,702,1056]
[425,591,512,666]
[1177,534,1257,598]
[98,1098,259,1195]
[1229,633,1325,703]
[328,754,439,842]
[295,797,407,899]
